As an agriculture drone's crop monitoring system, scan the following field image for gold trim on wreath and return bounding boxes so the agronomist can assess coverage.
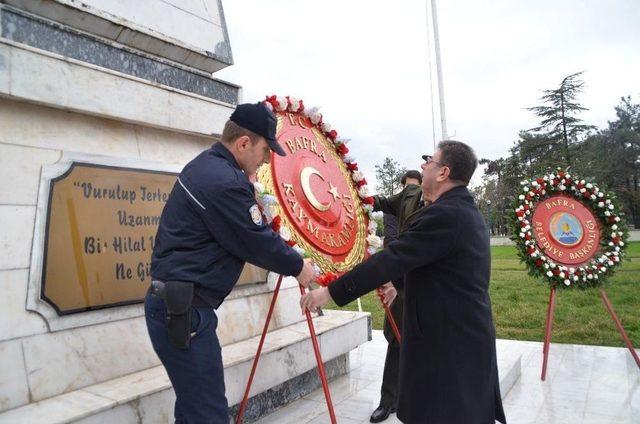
[257,116,367,273]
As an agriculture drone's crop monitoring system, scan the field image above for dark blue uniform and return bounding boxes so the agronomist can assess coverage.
[145,142,303,423]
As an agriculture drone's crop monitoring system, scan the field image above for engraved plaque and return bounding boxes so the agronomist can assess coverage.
[41,163,177,314]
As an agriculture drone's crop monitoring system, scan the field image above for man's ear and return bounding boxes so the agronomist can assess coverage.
[235,135,252,152]
[438,166,450,182]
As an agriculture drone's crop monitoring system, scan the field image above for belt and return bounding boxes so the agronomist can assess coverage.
[150,280,219,308]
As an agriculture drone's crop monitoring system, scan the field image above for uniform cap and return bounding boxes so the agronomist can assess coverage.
[230,103,285,156]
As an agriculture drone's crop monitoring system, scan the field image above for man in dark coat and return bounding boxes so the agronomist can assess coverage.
[301,141,506,424]
[370,170,424,423]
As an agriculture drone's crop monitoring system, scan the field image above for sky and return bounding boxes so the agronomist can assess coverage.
[216,0,640,188]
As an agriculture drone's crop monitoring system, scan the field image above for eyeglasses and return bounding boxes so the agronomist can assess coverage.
[423,155,447,167]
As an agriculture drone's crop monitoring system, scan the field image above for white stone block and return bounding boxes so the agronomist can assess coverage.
[83,0,226,54]
[167,90,233,136]
[74,388,176,424]
[224,333,317,405]
[0,205,35,270]
[319,313,369,361]
[0,389,114,423]
[216,285,305,346]
[134,125,211,166]
[22,316,159,402]
[0,99,139,158]
[0,339,29,412]
[0,143,60,205]
[0,269,47,342]
[3,44,234,136]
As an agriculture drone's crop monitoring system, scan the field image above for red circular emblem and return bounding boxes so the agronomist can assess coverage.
[268,112,364,264]
[531,195,601,265]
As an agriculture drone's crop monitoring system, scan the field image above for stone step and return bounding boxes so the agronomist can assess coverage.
[0,310,371,424]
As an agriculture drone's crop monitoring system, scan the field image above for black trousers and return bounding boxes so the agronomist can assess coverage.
[380,289,403,408]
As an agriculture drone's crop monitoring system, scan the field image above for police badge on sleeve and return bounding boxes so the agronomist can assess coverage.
[249,204,263,226]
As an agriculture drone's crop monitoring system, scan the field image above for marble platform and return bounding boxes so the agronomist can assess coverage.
[255,332,639,424]
[0,310,370,423]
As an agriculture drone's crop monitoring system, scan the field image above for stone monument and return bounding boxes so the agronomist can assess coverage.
[0,1,370,422]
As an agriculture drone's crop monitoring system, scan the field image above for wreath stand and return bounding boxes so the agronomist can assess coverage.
[540,286,640,380]
[235,275,337,423]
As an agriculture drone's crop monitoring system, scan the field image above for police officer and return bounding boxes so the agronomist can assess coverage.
[145,102,316,423]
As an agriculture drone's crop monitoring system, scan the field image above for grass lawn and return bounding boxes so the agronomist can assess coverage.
[326,242,640,348]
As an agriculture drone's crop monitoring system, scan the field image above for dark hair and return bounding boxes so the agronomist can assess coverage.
[437,140,477,185]
[221,120,261,145]
[401,170,422,185]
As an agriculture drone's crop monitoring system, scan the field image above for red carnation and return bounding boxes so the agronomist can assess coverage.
[328,130,338,141]
[363,196,375,205]
[336,143,349,156]
[316,272,340,287]
[347,162,359,171]
[356,179,367,188]
[535,259,543,267]
[264,95,279,110]
[271,215,282,232]
[582,191,591,199]
[608,216,617,224]
[516,210,524,217]
[298,100,305,112]
[525,195,532,201]
[523,204,530,211]
[552,268,560,275]
[525,234,531,241]
[558,171,565,179]
[286,239,296,247]
[536,178,544,185]
[612,237,620,245]
[528,247,535,254]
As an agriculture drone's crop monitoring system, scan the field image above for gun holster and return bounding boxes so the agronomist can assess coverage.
[163,281,194,349]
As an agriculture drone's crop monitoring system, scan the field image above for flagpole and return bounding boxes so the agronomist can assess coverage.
[430,0,448,141]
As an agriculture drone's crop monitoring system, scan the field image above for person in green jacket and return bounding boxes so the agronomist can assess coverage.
[370,169,425,423]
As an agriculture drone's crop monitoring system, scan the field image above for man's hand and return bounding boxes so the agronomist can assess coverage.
[378,282,397,306]
[300,286,331,313]
[295,258,316,288]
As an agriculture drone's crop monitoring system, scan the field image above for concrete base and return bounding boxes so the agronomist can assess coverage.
[0,310,371,424]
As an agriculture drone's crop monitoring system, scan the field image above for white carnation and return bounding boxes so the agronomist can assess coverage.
[321,122,332,133]
[368,221,378,233]
[276,96,288,111]
[288,97,301,112]
[279,226,292,241]
[358,186,370,198]
[366,234,383,249]
[307,107,322,125]
[352,171,365,182]
[253,182,265,194]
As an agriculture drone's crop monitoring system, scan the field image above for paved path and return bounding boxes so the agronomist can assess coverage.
[255,330,639,424]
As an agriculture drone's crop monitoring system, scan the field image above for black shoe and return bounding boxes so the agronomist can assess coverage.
[370,405,396,423]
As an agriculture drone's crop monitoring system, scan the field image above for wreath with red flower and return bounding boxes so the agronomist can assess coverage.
[510,169,629,288]
[253,95,382,283]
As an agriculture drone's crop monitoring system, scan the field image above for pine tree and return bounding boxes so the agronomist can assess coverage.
[527,71,595,166]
